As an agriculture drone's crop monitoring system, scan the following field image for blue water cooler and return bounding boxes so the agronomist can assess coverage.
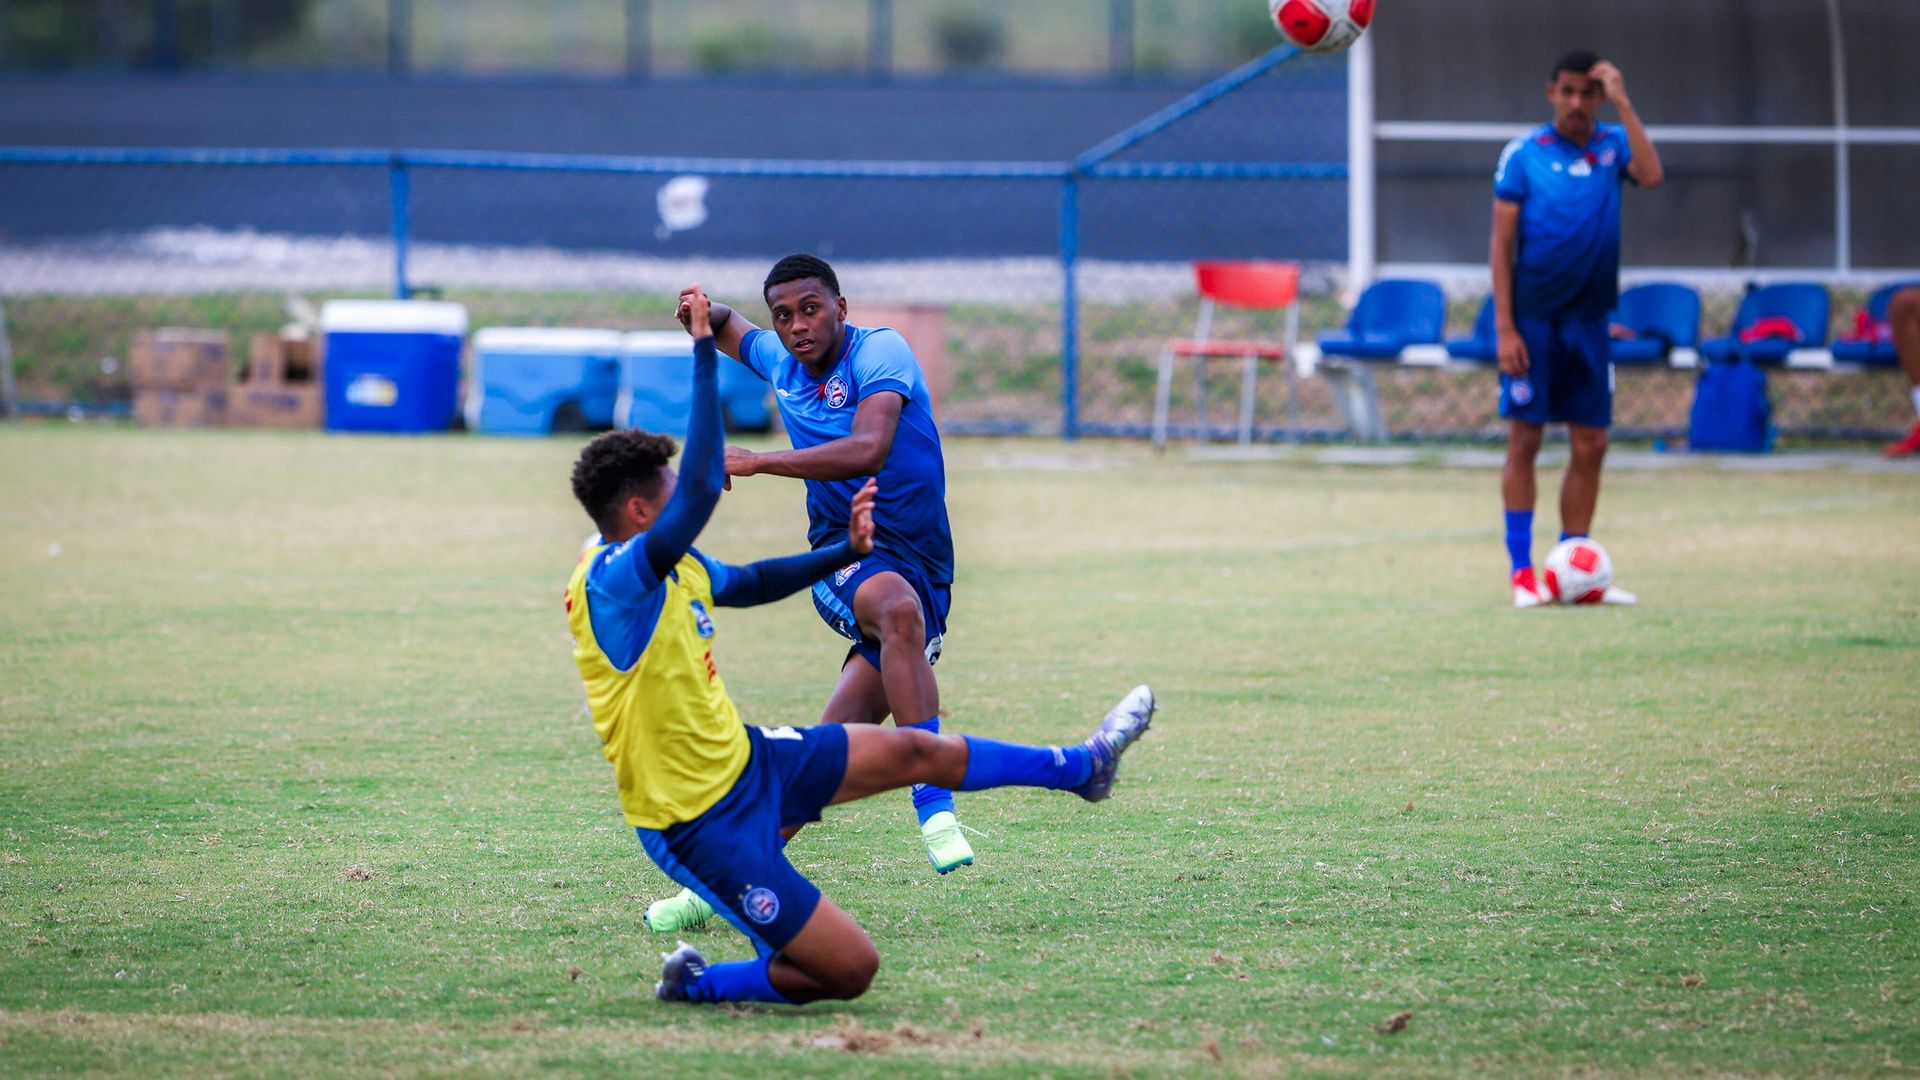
[466,328,623,436]
[616,331,772,436]
[617,331,696,437]
[321,300,468,433]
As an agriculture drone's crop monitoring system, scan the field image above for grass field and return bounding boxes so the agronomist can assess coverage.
[2,424,1917,1077]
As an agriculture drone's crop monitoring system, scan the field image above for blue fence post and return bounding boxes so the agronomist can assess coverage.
[389,159,412,300]
[1059,172,1080,441]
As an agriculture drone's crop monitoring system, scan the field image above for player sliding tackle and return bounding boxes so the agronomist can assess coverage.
[564,286,1155,1005]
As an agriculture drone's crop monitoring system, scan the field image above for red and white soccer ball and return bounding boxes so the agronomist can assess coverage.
[1542,538,1615,605]
[1269,0,1374,54]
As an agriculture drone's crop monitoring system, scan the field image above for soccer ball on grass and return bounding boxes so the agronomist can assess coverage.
[1269,0,1374,54]
[1541,538,1615,605]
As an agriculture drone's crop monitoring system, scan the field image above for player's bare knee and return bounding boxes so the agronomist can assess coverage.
[816,945,879,999]
[874,592,925,645]
[1889,287,1920,327]
[1571,428,1609,464]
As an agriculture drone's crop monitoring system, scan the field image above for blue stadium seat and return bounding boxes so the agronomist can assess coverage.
[1444,297,1498,363]
[1699,283,1830,366]
[1832,280,1920,366]
[1318,279,1446,360]
[1609,282,1700,366]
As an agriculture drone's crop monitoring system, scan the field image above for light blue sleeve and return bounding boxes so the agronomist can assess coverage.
[1494,137,1529,203]
[739,328,777,382]
[850,328,916,402]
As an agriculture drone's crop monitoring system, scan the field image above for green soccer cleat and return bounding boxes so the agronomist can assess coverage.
[643,887,714,934]
[920,810,975,874]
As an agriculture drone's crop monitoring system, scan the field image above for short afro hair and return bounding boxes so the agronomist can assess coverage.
[1551,49,1600,82]
[763,253,840,299]
[571,429,678,534]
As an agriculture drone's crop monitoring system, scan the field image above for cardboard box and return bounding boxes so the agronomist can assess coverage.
[242,334,320,386]
[228,334,324,429]
[130,329,230,391]
[226,383,323,429]
[134,388,227,428]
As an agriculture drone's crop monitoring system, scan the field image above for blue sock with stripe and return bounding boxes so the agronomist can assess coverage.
[689,956,791,1005]
[958,735,1093,792]
[1559,531,1585,542]
[1505,509,1534,572]
[901,718,956,825]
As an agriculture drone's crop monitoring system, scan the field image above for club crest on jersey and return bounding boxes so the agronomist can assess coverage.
[1598,148,1617,166]
[834,561,861,587]
[1510,379,1534,405]
[743,886,780,924]
[689,599,715,638]
[824,374,849,409]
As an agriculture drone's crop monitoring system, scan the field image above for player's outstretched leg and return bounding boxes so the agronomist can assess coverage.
[828,684,1156,808]
[847,572,973,874]
[644,887,714,934]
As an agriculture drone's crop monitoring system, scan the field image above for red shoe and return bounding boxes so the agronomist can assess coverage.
[1511,567,1547,609]
[1885,422,1920,458]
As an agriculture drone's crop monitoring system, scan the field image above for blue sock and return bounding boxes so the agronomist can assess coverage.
[1559,531,1586,542]
[958,735,1093,792]
[1504,509,1534,572]
[690,956,791,1005]
[901,718,956,825]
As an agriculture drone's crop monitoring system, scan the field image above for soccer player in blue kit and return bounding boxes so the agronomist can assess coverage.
[1492,50,1663,608]
[566,285,1155,1005]
[643,255,973,934]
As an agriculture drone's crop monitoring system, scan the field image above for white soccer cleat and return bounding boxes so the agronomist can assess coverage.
[1511,568,1548,609]
[1599,585,1638,606]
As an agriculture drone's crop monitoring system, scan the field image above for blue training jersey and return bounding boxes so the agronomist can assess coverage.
[739,324,955,585]
[1494,122,1635,320]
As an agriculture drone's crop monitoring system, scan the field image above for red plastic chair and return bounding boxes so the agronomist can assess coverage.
[1152,260,1303,449]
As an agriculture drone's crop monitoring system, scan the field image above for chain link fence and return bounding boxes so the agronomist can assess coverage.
[1,47,1909,441]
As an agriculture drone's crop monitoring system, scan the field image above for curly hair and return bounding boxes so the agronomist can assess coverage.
[571,429,678,534]
[763,253,840,299]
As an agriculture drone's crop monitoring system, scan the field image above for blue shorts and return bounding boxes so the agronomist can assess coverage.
[809,551,950,673]
[1500,315,1614,428]
[635,723,848,956]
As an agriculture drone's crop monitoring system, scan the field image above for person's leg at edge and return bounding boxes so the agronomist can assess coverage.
[1886,287,1920,457]
[1560,423,1609,539]
[1505,419,1545,602]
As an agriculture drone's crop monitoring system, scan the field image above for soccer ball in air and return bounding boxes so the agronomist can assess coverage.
[1269,0,1373,54]
[1541,538,1615,605]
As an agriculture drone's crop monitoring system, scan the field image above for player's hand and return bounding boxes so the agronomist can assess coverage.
[846,479,877,556]
[724,445,757,481]
[676,285,712,338]
[1588,60,1628,109]
[1497,327,1530,378]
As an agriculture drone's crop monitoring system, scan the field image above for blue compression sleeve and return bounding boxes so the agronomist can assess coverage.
[641,336,723,580]
[708,541,857,609]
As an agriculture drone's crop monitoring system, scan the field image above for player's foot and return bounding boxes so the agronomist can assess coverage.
[1512,567,1548,608]
[654,941,707,1003]
[1071,685,1156,803]
[920,810,975,874]
[1885,421,1920,458]
[643,888,714,934]
[1599,584,1638,605]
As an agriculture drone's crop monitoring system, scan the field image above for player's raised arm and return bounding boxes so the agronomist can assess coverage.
[704,480,877,608]
[677,286,755,361]
[1589,60,1663,189]
[638,288,725,579]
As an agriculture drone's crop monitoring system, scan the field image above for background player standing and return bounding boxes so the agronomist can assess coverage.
[568,286,1155,1006]
[1492,50,1664,608]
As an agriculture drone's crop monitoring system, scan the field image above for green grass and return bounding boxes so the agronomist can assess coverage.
[2,425,1917,1076]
